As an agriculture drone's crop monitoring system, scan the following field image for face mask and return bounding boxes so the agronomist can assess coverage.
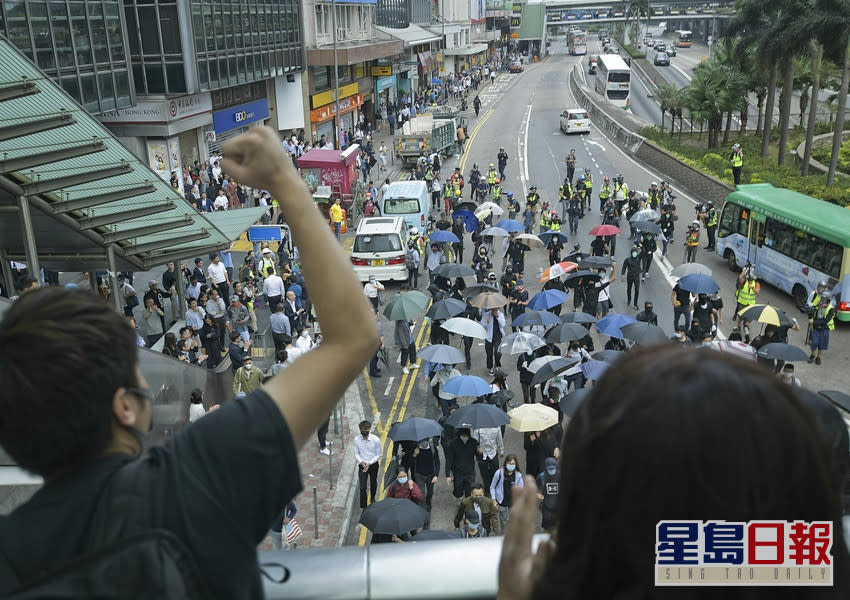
[473,496,483,504]
[397,476,408,485]
[631,252,638,258]
[546,467,557,476]
[506,464,516,472]
[467,523,479,531]
[244,363,252,370]
[459,435,470,443]
[361,432,370,438]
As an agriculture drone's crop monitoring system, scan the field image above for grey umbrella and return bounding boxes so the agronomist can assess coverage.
[620,322,668,345]
[530,357,578,387]
[388,417,443,442]
[434,263,476,278]
[427,298,467,321]
[756,343,809,362]
[545,322,589,344]
[630,220,663,235]
[445,403,511,429]
[591,349,623,362]
[579,256,612,270]
[560,311,597,324]
[670,263,712,279]
[417,344,466,364]
[560,388,591,416]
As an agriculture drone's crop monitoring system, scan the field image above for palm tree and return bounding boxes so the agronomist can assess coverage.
[628,0,651,46]
[654,81,679,132]
[801,41,823,176]
[686,61,731,148]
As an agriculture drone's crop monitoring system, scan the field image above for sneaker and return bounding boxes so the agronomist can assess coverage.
[815,357,822,365]
[633,304,639,310]
[808,354,815,363]
[403,367,409,374]
[319,447,330,456]
[409,364,419,370]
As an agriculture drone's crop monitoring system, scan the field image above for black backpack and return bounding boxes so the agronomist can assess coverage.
[1,460,209,599]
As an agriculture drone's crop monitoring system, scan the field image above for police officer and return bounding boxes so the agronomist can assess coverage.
[808,292,835,365]
[735,265,760,337]
[539,206,551,234]
[598,175,612,215]
[729,143,743,185]
[486,163,497,189]
[506,191,520,220]
[565,149,576,183]
[699,202,718,250]
[526,186,540,212]
[647,181,661,210]
[806,281,834,311]
[582,170,593,214]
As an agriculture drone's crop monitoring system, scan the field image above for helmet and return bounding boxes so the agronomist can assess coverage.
[692,220,700,226]
[410,227,419,235]
[817,280,828,289]
[495,178,500,184]
[473,163,478,169]
[506,191,514,197]
[488,272,497,280]
[573,243,580,251]
[578,174,586,181]
[821,291,832,302]
[584,168,590,174]
[455,189,462,196]
[551,211,558,217]
[489,163,495,167]
[651,181,658,187]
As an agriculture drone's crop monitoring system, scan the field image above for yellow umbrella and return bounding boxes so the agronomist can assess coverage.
[507,403,560,432]
[737,304,793,327]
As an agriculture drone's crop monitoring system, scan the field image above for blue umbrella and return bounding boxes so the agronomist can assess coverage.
[429,231,460,244]
[595,314,636,338]
[676,273,720,295]
[528,289,569,311]
[496,219,524,233]
[418,344,465,364]
[511,310,561,328]
[432,77,442,85]
[538,230,570,245]
[581,360,610,381]
[452,210,480,232]
[442,375,492,397]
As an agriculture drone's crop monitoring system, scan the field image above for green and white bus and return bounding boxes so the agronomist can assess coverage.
[716,184,850,321]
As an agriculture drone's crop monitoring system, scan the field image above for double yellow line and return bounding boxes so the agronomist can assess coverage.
[357,311,431,546]
[458,108,494,174]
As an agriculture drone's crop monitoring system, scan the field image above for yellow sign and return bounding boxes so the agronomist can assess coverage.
[311,82,359,109]
[511,32,519,38]
[371,66,393,77]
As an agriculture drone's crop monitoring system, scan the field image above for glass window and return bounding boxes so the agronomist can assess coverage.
[145,63,166,93]
[89,3,109,62]
[139,7,160,54]
[383,199,421,215]
[36,50,55,70]
[192,5,206,53]
[71,3,92,66]
[198,59,209,89]
[61,76,80,103]
[31,18,51,50]
[765,219,796,256]
[166,62,186,93]
[7,19,31,53]
[98,72,116,110]
[353,233,402,253]
[214,5,225,50]
[114,69,131,106]
[822,241,843,279]
[222,7,234,49]
[133,62,145,94]
[218,57,228,83]
[312,66,329,89]
[105,3,124,62]
[80,74,99,111]
[159,6,181,55]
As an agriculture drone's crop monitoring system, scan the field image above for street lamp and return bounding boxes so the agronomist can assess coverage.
[332,0,341,146]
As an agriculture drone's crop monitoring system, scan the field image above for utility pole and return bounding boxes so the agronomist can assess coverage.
[332,0,341,146]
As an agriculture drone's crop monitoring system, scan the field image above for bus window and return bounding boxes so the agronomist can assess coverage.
[719,202,749,238]
[822,240,842,279]
[765,219,795,256]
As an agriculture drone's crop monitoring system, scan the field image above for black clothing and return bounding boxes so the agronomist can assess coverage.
[0,391,301,599]
[636,310,658,326]
[445,436,478,497]
[621,256,642,280]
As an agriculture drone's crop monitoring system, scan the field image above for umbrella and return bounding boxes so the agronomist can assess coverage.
[418,344,466,364]
[716,340,756,361]
[445,402,511,429]
[560,388,591,416]
[676,273,720,295]
[527,355,562,373]
[581,360,610,380]
[452,209,479,232]
[515,233,545,249]
[508,403,560,432]
[427,298,468,320]
[475,202,504,217]
[538,230,570,245]
[413,529,460,541]
[561,311,597,324]
[578,256,612,270]
[461,283,499,298]
[489,389,516,410]
[530,357,578,387]
[756,343,809,362]
[360,498,429,535]
[495,219,525,233]
[595,313,636,338]
[545,322,588,344]
[629,208,661,222]
[388,289,428,309]
[469,291,509,309]
[377,347,391,369]
[388,417,443,442]
[384,292,428,320]
[591,349,623,362]
[539,261,579,283]
[442,375,492,397]
[670,263,712,279]
[480,226,509,237]
[737,304,794,328]
[528,289,569,311]
[589,224,621,236]
[820,390,850,414]
[441,317,487,339]
[429,231,460,244]
[499,331,547,354]
[434,263,476,278]
[620,322,668,345]
[455,201,477,213]
[630,220,663,235]
[512,310,560,328]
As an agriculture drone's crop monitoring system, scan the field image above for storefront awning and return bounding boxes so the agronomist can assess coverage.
[376,25,441,47]
[443,44,489,57]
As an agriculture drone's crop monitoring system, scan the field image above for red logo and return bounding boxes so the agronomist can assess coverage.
[169,101,177,118]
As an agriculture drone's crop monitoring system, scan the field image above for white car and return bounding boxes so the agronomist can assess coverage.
[349,217,410,282]
[560,109,591,134]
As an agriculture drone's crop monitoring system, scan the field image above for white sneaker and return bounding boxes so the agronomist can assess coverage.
[409,364,419,370]
[319,447,330,455]
[403,367,410,374]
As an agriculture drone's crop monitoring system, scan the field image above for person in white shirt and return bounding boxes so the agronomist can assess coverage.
[214,191,228,211]
[185,297,206,332]
[354,420,382,509]
[185,277,202,301]
[379,142,388,172]
[188,389,220,423]
[295,329,314,354]
[480,308,506,374]
[210,160,222,184]
[474,426,504,495]
[595,266,615,318]
[363,275,384,312]
[263,270,286,312]
[206,253,230,301]
[284,343,302,365]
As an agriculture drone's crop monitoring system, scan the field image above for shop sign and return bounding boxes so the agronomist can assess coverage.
[212,99,270,133]
[311,82,360,109]
[376,76,396,93]
[511,16,521,27]
[371,66,393,77]
[309,94,364,122]
[98,92,212,124]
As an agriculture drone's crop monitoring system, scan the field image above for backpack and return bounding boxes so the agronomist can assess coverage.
[405,251,415,270]
[2,460,209,599]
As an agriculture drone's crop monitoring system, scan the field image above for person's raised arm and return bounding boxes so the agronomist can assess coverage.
[221,127,378,449]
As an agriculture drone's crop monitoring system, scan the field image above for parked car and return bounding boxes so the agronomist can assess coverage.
[560,109,591,134]
[654,52,670,66]
[510,61,524,73]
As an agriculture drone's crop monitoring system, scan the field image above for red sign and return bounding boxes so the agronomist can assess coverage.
[310,95,364,123]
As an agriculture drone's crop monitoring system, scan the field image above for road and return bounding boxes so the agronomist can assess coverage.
[345,45,850,543]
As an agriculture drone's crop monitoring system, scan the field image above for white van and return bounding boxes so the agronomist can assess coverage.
[350,217,410,282]
[381,180,429,232]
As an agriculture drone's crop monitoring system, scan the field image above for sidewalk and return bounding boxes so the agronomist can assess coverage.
[257,379,365,549]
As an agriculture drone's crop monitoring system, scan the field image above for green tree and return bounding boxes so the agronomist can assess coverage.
[628,0,651,45]
[654,81,679,132]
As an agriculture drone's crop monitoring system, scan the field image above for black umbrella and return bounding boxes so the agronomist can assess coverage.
[756,343,809,362]
[530,357,578,387]
[427,298,468,320]
[560,311,597,324]
[820,390,850,414]
[562,270,601,288]
[461,283,499,298]
[455,201,477,213]
[630,220,663,235]
[545,322,589,344]
[620,322,668,345]
[445,403,511,429]
[489,389,516,410]
[388,417,443,442]
[578,256,612,270]
[413,529,461,541]
[434,263,476,278]
[591,349,623,362]
[359,498,429,535]
[560,387,591,416]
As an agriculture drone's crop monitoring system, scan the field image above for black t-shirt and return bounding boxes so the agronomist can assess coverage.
[673,284,691,307]
[0,390,301,598]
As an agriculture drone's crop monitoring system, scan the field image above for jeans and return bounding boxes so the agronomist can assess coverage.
[498,506,512,533]
[685,245,698,263]
[400,342,416,368]
[566,372,585,391]
[673,304,691,332]
[333,221,341,239]
[408,267,418,288]
[359,462,379,508]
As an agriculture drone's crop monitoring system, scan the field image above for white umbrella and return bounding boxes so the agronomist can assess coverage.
[629,208,661,222]
[527,355,560,373]
[499,331,546,355]
[475,202,504,217]
[480,226,509,237]
[515,233,545,249]
[441,317,487,339]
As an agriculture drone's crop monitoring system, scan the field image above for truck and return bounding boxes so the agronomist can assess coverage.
[394,106,462,165]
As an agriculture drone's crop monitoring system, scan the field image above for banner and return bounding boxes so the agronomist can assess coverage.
[471,0,484,23]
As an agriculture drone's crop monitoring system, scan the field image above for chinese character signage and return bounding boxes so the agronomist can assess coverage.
[655,521,833,585]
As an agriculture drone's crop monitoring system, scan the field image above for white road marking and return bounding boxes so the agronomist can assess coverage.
[384,377,394,396]
[586,140,606,150]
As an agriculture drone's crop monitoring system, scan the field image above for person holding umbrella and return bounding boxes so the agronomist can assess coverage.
[481,307,506,374]
[412,438,441,519]
[432,363,462,417]
[446,428,479,498]
[426,243,445,284]
[394,318,419,375]
[385,467,425,508]
[474,422,504,497]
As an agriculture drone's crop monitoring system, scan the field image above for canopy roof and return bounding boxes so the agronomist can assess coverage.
[0,37,259,272]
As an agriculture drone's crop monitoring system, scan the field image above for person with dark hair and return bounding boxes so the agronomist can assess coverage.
[535,457,560,532]
[445,428,479,498]
[453,483,500,536]
[0,127,378,598]
[354,420,381,509]
[412,437,440,519]
[498,346,850,600]
[161,331,180,358]
[490,454,523,532]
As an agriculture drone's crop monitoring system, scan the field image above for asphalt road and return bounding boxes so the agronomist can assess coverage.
[346,44,850,544]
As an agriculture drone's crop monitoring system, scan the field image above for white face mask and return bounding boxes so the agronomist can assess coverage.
[244,363,252,370]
